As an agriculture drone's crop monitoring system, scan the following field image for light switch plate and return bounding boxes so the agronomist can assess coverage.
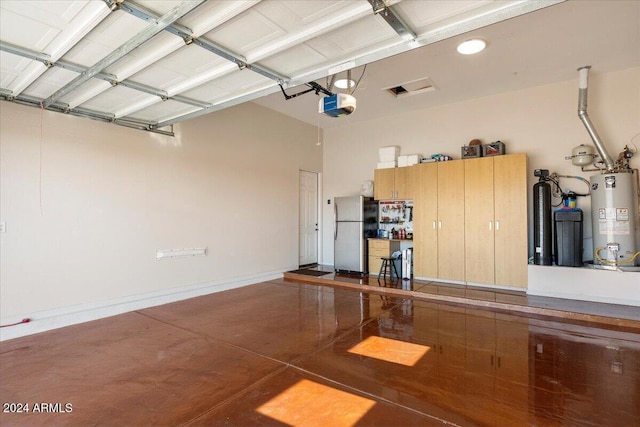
[0,222,6,233]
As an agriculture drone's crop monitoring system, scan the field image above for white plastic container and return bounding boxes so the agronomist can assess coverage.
[377,161,396,169]
[397,155,409,167]
[407,154,421,166]
[379,146,400,162]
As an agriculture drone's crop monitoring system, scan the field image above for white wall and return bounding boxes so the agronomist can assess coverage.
[0,101,321,320]
[322,67,640,266]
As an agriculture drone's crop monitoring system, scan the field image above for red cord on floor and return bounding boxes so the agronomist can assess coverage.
[0,318,31,328]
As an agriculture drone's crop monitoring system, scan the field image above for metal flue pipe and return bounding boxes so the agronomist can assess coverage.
[577,66,615,172]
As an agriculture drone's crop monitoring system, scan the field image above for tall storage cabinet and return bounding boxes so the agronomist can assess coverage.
[464,154,528,288]
[493,154,528,287]
[413,160,465,281]
[413,163,438,277]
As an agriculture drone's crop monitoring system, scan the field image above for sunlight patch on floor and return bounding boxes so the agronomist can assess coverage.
[256,379,376,427]
[348,336,430,366]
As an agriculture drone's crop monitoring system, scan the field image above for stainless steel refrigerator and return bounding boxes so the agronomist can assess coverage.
[334,196,378,273]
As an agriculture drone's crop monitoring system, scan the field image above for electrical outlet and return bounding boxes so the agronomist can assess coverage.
[0,222,6,233]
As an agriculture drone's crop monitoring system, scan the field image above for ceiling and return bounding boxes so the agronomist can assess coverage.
[0,1,638,135]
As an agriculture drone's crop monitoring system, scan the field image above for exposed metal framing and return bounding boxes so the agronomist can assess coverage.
[1,0,567,133]
[117,0,289,84]
[42,0,207,108]
[367,0,416,41]
[0,41,212,110]
[0,90,174,136]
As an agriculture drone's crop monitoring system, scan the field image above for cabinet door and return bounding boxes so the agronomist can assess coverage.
[374,168,395,200]
[437,161,465,281]
[465,157,496,284]
[494,154,528,287]
[413,163,438,277]
[395,166,417,199]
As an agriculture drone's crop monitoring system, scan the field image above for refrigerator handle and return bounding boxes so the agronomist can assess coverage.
[334,202,338,241]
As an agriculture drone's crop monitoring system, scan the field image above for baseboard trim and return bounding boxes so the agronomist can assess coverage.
[0,270,284,341]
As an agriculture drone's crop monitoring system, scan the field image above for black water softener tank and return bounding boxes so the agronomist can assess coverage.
[533,170,553,265]
[554,196,584,267]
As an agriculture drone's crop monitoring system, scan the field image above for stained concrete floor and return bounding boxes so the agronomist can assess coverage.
[1,277,639,426]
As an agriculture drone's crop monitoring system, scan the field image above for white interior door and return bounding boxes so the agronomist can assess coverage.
[299,170,318,266]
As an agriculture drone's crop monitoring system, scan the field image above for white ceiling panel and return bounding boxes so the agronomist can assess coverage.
[104,32,185,81]
[79,84,158,114]
[0,52,32,88]
[177,0,260,37]
[6,0,633,135]
[305,14,399,59]
[180,69,274,104]
[393,0,493,32]
[131,44,232,93]
[128,99,201,123]
[205,9,286,55]
[21,67,79,99]
[59,80,114,109]
[260,44,330,76]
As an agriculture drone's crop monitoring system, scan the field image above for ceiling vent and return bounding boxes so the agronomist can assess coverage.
[384,77,437,98]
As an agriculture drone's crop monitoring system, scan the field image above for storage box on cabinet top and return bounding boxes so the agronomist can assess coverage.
[377,161,396,169]
[461,145,482,159]
[482,141,506,156]
[379,146,400,162]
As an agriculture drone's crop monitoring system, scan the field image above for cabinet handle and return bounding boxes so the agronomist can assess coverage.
[432,220,436,230]
[489,220,493,231]
[438,220,442,230]
[496,220,500,231]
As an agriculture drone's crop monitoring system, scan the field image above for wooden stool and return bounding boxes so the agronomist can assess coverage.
[378,256,400,280]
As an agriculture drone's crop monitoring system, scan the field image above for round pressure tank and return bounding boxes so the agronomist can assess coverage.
[590,171,640,265]
[534,180,553,265]
[571,144,595,166]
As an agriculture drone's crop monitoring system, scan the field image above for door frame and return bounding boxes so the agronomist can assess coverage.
[299,170,322,266]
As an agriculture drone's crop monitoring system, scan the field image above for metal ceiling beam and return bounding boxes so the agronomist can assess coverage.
[42,0,207,108]
[367,0,416,41]
[117,0,288,84]
[0,41,52,67]
[0,41,211,110]
[0,91,174,136]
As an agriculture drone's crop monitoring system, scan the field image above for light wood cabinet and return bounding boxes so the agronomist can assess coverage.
[374,168,395,200]
[413,160,465,281]
[465,154,528,288]
[493,154,528,287]
[437,161,465,281]
[368,239,400,276]
[374,166,416,200]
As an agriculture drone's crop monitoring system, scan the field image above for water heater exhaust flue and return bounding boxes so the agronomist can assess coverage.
[577,66,616,172]
[576,66,640,267]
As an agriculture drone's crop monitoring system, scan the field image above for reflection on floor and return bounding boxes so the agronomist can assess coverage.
[1,278,639,426]
[284,265,640,329]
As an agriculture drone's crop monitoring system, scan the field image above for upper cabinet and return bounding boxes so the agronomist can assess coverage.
[374,166,417,200]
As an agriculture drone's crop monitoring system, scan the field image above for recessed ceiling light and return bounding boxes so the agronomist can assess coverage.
[457,39,486,55]
[334,78,355,89]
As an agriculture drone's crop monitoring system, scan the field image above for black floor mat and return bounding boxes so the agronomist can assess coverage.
[288,269,332,277]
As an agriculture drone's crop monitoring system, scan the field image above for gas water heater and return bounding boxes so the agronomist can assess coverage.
[577,66,640,267]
